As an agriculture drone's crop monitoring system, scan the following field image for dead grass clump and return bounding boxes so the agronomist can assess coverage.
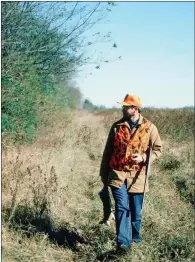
[159,152,181,170]
[2,160,58,227]
[2,224,74,262]
[158,143,194,206]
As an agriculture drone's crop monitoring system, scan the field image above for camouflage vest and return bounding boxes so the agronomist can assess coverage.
[109,118,152,171]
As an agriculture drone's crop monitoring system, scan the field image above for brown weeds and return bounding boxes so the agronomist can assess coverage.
[2,108,194,262]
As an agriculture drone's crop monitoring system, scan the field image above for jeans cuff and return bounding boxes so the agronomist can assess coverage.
[132,238,141,243]
[117,242,131,248]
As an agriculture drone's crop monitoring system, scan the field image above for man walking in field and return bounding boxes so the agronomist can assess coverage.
[100,94,162,252]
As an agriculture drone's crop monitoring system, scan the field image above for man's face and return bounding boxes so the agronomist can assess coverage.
[122,105,137,119]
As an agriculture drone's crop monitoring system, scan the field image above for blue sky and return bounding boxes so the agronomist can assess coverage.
[76,2,194,108]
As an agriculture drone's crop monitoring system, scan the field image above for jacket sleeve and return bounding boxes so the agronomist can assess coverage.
[142,124,162,164]
[99,125,114,184]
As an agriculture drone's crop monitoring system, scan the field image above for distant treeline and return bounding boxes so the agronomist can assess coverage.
[83,100,194,113]
[83,99,107,112]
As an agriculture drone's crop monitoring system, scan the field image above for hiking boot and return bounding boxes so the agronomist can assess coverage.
[117,243,130,253]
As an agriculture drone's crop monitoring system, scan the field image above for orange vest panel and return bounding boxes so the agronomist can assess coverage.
[109,119,151,171]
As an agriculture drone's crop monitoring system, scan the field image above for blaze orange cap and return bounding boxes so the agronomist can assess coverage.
[117,94,142,108]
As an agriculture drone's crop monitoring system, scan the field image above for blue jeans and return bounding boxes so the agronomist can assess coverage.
[111,183,144,247]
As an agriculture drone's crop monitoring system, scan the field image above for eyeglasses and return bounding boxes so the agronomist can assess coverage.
[122,105,136,110]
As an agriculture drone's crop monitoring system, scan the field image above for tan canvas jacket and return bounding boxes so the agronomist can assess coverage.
[100,114,162,193]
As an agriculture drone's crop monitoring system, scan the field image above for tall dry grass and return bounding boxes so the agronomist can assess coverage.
[2,108,194,261]
[95,107,194,142]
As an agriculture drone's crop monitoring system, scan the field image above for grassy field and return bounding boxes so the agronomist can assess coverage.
[2,108,194,262]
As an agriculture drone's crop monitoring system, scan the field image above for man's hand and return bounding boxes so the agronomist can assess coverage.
[131,153,143,164]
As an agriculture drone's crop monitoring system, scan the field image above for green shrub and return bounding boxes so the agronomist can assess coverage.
[158,235,193,261]
[159,153,181,170]
[2,74,41,143]
[172,169,194,205]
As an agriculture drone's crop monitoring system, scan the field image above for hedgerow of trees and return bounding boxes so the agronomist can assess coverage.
[2,1,116,143]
